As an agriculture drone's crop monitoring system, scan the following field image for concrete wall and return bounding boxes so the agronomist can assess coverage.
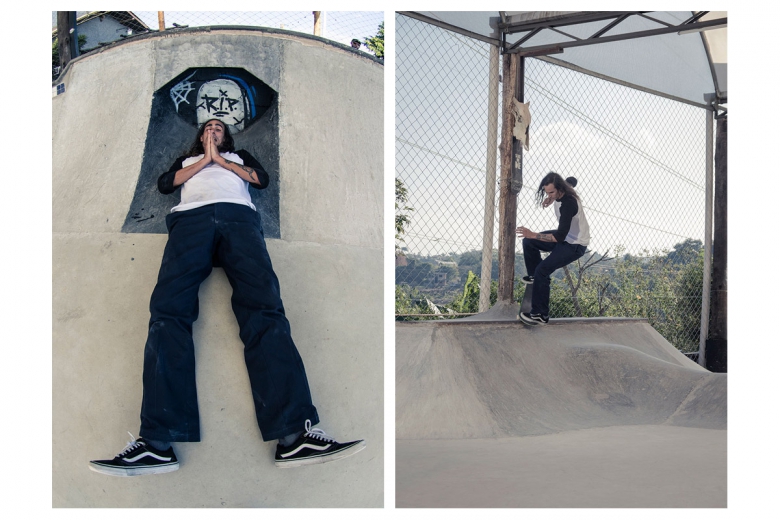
[52,28,383,507]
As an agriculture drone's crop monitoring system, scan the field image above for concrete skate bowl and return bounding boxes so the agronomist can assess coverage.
[396,317,726,507]
[52,27,382,507]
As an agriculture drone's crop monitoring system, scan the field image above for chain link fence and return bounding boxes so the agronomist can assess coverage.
[395,12,503,312]
[395,13,708,353]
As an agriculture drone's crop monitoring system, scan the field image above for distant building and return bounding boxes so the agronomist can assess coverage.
[53,11,152,53]
[435,260,457,268]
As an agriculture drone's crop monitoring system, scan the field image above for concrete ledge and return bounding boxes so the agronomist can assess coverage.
[398,300,649,324]
[53,25,382,85]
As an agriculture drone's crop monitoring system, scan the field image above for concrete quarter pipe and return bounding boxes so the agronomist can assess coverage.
[396,312,726,507]
[53,27,383,507]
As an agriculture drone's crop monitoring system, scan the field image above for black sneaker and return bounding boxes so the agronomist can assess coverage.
[89,433,179,477]
[521,275,534,284]
[275,420,366,468]
[519,312,548,325]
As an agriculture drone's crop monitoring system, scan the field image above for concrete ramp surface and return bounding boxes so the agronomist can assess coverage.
[396,316,726,507]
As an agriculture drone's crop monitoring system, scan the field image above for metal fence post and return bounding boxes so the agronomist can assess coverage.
[479,44,500,312]
[706,116,727,372]
[698,108,714,367]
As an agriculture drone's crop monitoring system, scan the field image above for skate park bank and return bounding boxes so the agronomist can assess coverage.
[396,312,726,507]
[52,27,383,507]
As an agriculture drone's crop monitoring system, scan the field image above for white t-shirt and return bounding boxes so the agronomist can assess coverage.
[171,152,256,213]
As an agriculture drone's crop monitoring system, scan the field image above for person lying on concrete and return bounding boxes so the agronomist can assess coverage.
[516,172,590,325]
[89,118,365,476]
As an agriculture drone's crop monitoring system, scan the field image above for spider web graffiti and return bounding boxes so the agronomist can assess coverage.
[169,72,197,112]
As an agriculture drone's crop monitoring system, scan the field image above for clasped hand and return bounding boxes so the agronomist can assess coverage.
[200,129,225,166]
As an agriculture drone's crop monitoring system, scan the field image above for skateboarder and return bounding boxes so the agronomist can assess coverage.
[89,119,364,476]
[516,172,590,325]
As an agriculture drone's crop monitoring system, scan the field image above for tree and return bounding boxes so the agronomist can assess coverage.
[395,178,413,255]
[666,238,703,265]
[52,34,87,78]
[364,21,384,59]
[560,250,613,317]
[451,271,497,313]
[671,250,703,352]
[450,271,480,313]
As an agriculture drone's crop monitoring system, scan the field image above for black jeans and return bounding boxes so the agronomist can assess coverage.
[139,203,318,442]
[522,231,587,317]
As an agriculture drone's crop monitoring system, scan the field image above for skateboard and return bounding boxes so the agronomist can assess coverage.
[518,282,533,315]
[518,283,549,325]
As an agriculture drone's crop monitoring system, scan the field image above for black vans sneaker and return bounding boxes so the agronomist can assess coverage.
[89,433,179,477]
[275,420,365,468]
[519,312,548,325]
[521,275,534,284]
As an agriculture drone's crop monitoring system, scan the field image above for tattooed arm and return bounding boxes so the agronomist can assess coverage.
[516,226,558,242]
[212,148,270,190]
[535,232,557,242]
[220,158,260,184]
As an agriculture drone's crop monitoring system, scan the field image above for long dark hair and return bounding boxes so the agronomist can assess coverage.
[535,172,580,206]
[185,118,236,157]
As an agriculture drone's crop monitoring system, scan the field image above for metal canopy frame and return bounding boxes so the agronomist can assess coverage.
[399,11,727,108]
[499,11,727,57]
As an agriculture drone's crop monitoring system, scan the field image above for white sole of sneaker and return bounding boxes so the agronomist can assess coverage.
[275,440,366,468]
[519,313,544,325]
[88,462,180,477]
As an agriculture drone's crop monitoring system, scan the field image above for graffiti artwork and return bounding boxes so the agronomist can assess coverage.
[123,68,280,237]
[166,68,275,134]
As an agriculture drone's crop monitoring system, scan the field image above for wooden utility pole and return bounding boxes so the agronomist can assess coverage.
[313,12,323,36]
[497,52,519,302]
[511,56,526,193]
[158,12,166,31]
[706,116,727,372]
[56,11,78,72]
